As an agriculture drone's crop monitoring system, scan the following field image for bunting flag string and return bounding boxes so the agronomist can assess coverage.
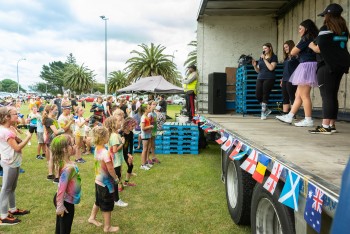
[240,149,258,174]
[252,153,271,183]
[263,161,284,195]
[221,135,234,151]
[278,170,300,211]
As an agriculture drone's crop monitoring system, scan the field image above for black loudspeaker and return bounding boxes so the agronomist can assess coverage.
[208,72,227,114]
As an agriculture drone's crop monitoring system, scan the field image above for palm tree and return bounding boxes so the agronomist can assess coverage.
[64,64,96,94]
[183,40,197,74]
[108,70,129,93]
[125,43,180,86]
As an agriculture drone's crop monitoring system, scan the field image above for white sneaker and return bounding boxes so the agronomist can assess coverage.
[294,119,313,127]
[261,113,267,120]
[115,199,128,207]
[146,163,153,168]
[140,165,150,170]
[28,141,31,146]
[276,114,292,124]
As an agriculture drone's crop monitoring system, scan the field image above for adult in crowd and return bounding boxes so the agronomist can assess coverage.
[158,95,167,116]
[308,3,350,134]
[280,40,299,114]
[70,95,78,114]
[182,65,198,122]
[155,105,166,130]
[54,94,62,119]
[276,19,319,127]
[135,98,143,113]
[105,96,113,117]
[252,43,278,120]
[90,96,105,124]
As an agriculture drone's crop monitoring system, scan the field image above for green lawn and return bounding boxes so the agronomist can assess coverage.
[0,102,250,234]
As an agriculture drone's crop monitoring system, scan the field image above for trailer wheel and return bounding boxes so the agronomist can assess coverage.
[251,182,295,234]
[225,159,255,225]
[221,150,228,182]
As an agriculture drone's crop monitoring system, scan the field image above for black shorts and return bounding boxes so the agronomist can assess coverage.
[29,126,37,133]
[95,184,114,212]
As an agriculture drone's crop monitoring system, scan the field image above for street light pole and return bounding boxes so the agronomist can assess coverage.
[100,15,108,96]
[17,58,26,97]
[172,50,178,62]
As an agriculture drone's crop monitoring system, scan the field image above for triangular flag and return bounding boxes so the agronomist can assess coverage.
[304,183,324,233]
[229,141,242,158]
[240,149,258,174]
[221,135,233,151]
[252,154,271,183]
[263,161,284,194]
[215,135,227,144]
[278,170,300,211]
[230,146,249,160]
[204,127,213,133]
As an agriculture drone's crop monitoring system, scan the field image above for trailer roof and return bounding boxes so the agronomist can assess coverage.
[197,0,303,19]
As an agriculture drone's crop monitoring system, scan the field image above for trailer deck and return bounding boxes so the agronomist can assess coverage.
[203,113,350,197]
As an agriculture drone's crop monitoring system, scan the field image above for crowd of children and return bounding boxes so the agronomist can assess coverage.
[0,94,167,233]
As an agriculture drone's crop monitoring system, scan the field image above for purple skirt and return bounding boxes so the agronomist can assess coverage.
[289,62,318,87]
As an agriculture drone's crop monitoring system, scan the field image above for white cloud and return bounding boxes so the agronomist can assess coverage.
[0,0,201,92]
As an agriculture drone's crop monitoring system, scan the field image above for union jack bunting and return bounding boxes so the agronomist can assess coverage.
[304,183,324,233]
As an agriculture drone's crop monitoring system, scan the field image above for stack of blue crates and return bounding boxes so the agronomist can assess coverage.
[162,122,199,154]
[133,131,163,154]
[236,64,283,114]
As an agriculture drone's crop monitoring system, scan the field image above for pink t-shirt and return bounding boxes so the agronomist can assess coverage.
[0,127,22,168]
[94,147,114,193]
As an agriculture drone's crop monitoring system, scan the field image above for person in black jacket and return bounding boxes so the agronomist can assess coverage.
[309,3,350,134]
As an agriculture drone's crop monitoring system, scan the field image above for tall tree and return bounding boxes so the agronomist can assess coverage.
[125,43,180,86]
[183,40,197,74]
[64,64,96,94]
[40,61,66,94]
[108,70,129,93]
[66,53,77,65]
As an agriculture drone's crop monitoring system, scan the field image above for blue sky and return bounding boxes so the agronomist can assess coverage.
[0,0,201,90]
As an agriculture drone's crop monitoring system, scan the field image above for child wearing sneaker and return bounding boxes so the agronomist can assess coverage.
[74,107,89,161]
[51,134,81,234]
[88,126,120,233]
[140,104,153,170]
[0,106,32,225]
[104,116,128,207]
[36,108,46,160]
[120,117,138,186]
[147,101,159,166]
[27,105,41,146]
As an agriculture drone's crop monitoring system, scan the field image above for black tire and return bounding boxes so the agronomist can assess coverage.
[225,159,256,225]
[221,149,228,182]
[251,180,295,234]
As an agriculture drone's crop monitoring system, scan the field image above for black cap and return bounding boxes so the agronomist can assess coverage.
[318,3,343,17]
[187,65,197,70]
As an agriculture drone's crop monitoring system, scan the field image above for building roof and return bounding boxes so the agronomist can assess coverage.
[197,0,302,19]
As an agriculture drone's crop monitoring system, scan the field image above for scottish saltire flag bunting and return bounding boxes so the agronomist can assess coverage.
[304,183,324,233]
[263,161,284,194]
[252,154,271,183]
[230,146,249,161]
[215,135,227,144]
[278,170,300,211]
[240,149,258,174]
[228,140,243,158]
[221,135,233,151]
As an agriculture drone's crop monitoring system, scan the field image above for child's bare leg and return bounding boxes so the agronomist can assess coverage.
[88,204,102,227]
[141,140,148,165]
[102,211,119,232]
[136,134,141,149]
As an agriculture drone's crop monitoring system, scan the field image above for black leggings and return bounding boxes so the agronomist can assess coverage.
[255,79,275,104]
[282,81,297,105]
[123,153,134,174]
[317,65,344,119]
[114,167,121,202]
[53,193,75,234]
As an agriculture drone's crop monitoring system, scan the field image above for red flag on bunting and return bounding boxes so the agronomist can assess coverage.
[221,135,233,151]
[240,149,258,174]
[215,135,227,144]
[229,141,243,158]
[263,161,284,194]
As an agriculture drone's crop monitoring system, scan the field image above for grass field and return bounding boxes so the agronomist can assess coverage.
[0,103,250,234]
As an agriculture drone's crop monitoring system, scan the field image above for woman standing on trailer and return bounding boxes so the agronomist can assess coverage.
[252,43,278,120]
[308,3,350,134]
[276,19,319,127]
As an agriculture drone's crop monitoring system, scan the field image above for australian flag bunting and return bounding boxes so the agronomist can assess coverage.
[304,183,324,233]
[278,170,300,211]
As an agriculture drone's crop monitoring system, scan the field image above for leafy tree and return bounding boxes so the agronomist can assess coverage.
[64,64,96,94]
[0,79,25,93]
[40,61,66,94]
[183,40,197,74]
[108,70,129,93]
[66,53,76,65]
[125,43,180,86]
[29,82,57,94]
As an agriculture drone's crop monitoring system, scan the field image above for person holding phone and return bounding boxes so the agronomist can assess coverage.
[252,43,278,120]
